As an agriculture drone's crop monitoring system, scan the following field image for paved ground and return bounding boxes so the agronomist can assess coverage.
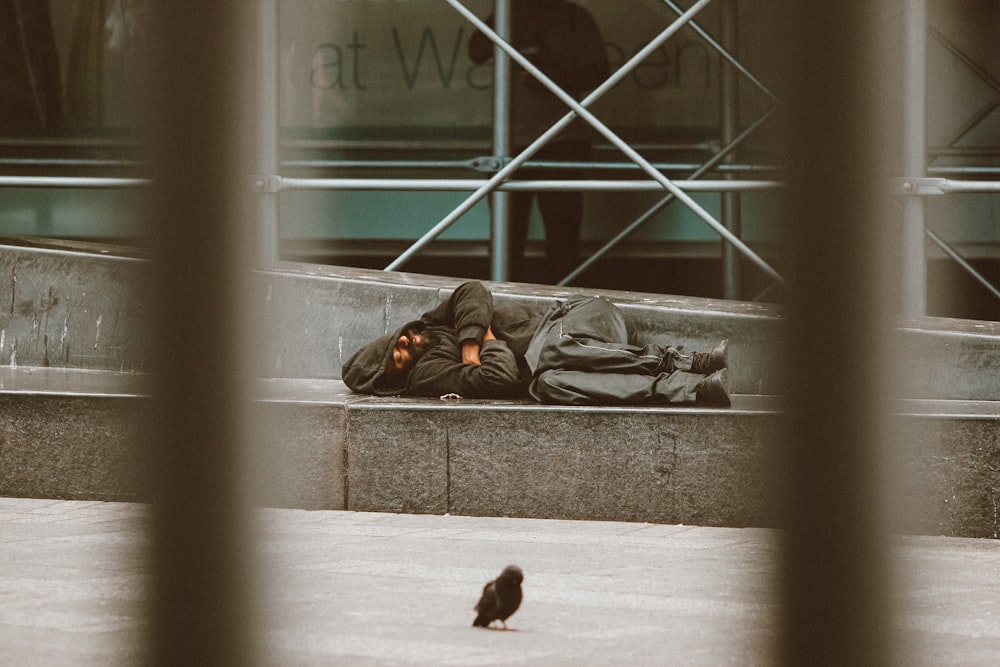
[2,498,1000,666]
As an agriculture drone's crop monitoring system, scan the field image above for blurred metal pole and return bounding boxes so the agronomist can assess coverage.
[776,1,895,665]
[143,1,260,665]
[720,0,742,300]
[902,0,928,316]
[490,0,512,281]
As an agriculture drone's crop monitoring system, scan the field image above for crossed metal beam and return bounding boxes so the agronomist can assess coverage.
[7,1,996,305]
[387,0,785,286]
[561,108,778,285]
[662,0,781,107]
[558,0,787,286]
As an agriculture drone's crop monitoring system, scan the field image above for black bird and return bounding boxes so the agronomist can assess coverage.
[472,565,523,630]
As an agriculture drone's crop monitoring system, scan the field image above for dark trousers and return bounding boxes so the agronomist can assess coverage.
[509,140,591,283]
[524,295,704,405]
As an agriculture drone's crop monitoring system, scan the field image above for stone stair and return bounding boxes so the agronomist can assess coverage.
[1,239,999,537]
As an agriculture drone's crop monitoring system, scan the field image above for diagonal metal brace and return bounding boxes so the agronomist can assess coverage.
[439,0,785,285]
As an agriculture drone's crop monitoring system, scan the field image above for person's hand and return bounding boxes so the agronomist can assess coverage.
[483,326,496,342]
[462,339,482,366]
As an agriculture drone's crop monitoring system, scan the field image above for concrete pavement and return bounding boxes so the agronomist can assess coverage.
[2,498,1000,666]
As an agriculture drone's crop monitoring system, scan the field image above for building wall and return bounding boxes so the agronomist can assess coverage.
[0,1,997,300]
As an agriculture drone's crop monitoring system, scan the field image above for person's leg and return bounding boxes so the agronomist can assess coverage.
[535,141,589,283]
[530,367,723,405]
[537,190,582,282]
[507,190,533,282]
[542,297,728,376]
[523,295,732,405]
[531,296,664,375]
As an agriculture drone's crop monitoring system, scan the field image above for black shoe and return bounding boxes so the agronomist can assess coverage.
[695,368,731,407]
[691,339,729,375]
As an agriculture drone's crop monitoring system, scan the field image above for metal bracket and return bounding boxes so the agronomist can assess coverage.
[892,177,948,196]
[252,174,283,193]
[467,156,510,173]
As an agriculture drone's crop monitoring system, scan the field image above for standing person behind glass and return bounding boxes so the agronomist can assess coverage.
[469,0,609,284]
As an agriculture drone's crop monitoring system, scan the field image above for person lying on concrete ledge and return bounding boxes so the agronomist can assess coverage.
[341,281,731,406]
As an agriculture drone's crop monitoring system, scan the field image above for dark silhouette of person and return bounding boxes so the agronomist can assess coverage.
[469,0,609,284]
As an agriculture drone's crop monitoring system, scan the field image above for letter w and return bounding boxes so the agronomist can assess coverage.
[393,27,465,89]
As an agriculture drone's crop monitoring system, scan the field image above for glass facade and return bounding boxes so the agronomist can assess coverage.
[0,1,997,315]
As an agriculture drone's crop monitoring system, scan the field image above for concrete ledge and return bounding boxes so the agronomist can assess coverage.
[0,391,145,502]
[0,240,148,372]
[889,403,1000,538]
[0,369,350,511]
[3,367,1000,538]
[344,397,781,527]
[2,240,999,536]
[252,378,352,510]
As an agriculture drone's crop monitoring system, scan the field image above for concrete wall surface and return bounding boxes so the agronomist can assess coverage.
[3,239,999,400]
[3,367,1000,538]
[1,240,999,537]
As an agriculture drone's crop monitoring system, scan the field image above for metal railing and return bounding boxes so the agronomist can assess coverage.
[131,1,932,664]
[1,2,994,666]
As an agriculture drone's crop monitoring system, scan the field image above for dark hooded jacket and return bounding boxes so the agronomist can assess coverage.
[341,282,545,398]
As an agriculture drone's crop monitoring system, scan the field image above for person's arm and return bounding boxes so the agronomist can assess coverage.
[422,281,493,360]
[462,340,482,366]
[407,332,524,398]
[457,336,522,396]
[462,326,497,366]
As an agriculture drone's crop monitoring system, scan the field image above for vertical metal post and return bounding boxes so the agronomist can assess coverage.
[776,1,895,665]
[490,0,512,281]
[719,0,742,300]
[258,0,281,265]
[902,0,928,315]
[143,2,260,665]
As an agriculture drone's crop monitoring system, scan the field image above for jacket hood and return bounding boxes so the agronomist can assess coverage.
[341,320,424,395]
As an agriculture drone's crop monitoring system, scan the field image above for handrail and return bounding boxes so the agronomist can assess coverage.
[5,174,1000,195]
[0,176,149,188]
[6,158,999,178]
[3,135,996,157]
[263,177,781,193]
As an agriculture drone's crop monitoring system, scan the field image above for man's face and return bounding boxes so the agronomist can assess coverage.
[388,329,431,376]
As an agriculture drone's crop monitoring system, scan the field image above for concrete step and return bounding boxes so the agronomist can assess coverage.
[2,367,999,538]
[2,240,999,537]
